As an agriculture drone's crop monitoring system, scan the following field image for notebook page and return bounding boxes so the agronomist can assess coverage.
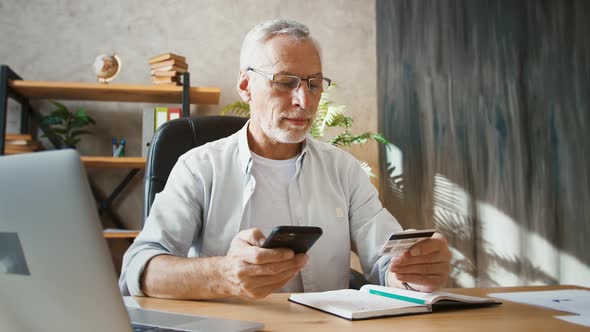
[361,285,496,305]
[290,289,422,313]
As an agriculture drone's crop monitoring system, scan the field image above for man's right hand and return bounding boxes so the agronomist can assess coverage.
[221,228,308,299]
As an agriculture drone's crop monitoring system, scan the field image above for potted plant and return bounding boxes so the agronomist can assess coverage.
[221,85,389,176]
[41,100,96,149]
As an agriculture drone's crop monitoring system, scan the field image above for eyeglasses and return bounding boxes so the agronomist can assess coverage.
[247,67,331,95]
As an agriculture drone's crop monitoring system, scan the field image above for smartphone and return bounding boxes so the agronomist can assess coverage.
[261,226,323,254]
[378,229,436,257]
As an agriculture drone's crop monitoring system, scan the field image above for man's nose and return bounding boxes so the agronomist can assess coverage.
[292,81,312,110]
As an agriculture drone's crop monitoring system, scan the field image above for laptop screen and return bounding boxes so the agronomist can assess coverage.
[0,150,262,332]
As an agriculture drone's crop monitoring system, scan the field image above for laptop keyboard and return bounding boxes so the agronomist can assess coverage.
[132,323,186,331]
[127,307,205,331]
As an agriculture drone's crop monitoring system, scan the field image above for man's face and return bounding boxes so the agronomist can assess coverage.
[246,36,323,144]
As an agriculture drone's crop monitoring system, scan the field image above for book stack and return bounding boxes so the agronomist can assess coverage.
[3,134,43,155]
[149,53,188,86]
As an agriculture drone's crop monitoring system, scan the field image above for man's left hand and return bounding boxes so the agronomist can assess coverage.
[387,232,452,292]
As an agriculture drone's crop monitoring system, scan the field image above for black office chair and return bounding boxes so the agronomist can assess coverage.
[143,115,247,222]
[143,115,369,289]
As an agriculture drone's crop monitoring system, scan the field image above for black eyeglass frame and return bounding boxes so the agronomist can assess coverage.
[246,67,331,94]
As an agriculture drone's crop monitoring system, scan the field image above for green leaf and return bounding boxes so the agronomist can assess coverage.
[328,132,352,147]
[70,119,90,129]
[52,128,68,135]
[40,101,95,149]
[48,100,67,111]
[221,101,250,117]
[370,133,391,145]
[48,100,70,119]
[73,107,95,124]
[63,137,80,147]
[71,129,92,137]
[73,108,88,118]
[326,112,352,128]
[48,109,70,119]
[41,116,63,125]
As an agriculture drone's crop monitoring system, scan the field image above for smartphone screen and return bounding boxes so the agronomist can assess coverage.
[261,226,323,254]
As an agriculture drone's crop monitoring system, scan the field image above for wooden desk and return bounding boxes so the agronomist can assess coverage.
[133,285,588,332]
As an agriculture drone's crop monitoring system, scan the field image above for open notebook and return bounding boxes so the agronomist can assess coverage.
[289,284,500,320]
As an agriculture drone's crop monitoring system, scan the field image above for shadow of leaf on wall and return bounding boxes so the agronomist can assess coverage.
[433,173,558,287]
[382,167,557,287]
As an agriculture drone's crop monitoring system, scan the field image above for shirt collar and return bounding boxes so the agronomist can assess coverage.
[237,120,310,174]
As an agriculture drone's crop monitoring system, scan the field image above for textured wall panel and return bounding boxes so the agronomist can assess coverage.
[377,0,590,286]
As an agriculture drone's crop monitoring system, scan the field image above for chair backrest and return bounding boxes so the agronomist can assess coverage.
[143,115,248,224]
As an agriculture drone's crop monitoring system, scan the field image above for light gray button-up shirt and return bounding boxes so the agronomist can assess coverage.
[119,123,402,296]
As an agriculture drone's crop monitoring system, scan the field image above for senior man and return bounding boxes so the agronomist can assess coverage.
[119,19,451,300]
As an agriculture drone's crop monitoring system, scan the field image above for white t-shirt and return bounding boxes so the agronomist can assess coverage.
[244,150,303,293]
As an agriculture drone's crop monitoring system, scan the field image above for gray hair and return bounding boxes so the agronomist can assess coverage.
[239,19,321,69]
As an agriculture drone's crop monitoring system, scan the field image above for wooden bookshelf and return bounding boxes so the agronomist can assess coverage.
[8,80,220,105]
[103,229,140,239]
[1,66,221,238]
[81,156,146,169]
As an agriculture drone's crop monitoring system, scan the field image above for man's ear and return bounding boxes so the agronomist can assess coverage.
[237,70,251,102]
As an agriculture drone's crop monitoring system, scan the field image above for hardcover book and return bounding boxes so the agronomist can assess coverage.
[148,53,186,64]
[150,65,187,74]
[150,59,188,70]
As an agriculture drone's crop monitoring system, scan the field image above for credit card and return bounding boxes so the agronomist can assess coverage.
[378,229,436,257]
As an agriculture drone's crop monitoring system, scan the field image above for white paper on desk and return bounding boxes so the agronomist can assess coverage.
[489,290,590,315]
[123,296,142,309]
[104,228,140,234]
[556,315,590,328]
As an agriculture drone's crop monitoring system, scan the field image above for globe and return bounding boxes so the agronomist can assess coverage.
[93,54,121,83]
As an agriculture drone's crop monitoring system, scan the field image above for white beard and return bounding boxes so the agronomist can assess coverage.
[263,107,314,144]
[262,121,309,144]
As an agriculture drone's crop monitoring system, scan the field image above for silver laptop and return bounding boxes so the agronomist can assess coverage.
[0,150,263,332]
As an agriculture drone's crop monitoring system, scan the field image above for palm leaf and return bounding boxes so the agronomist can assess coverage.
[221,101,251,117]
[325,111,352,129]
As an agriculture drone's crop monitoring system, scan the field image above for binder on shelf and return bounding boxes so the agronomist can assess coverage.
[155,107,168,131]
[142,106,184,157]
[168,108,181,121]
[141,107,155,158]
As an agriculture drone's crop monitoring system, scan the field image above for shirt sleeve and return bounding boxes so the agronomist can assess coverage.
[347,158,402,286]
[118,157,204,296]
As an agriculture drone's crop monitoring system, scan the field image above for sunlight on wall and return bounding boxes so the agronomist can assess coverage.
[478,201,590,287]
[384,143,404,199]
[433,174,474,287]
[433,173,590,287]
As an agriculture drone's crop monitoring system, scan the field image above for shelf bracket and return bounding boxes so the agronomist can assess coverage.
[181,72,190,118]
